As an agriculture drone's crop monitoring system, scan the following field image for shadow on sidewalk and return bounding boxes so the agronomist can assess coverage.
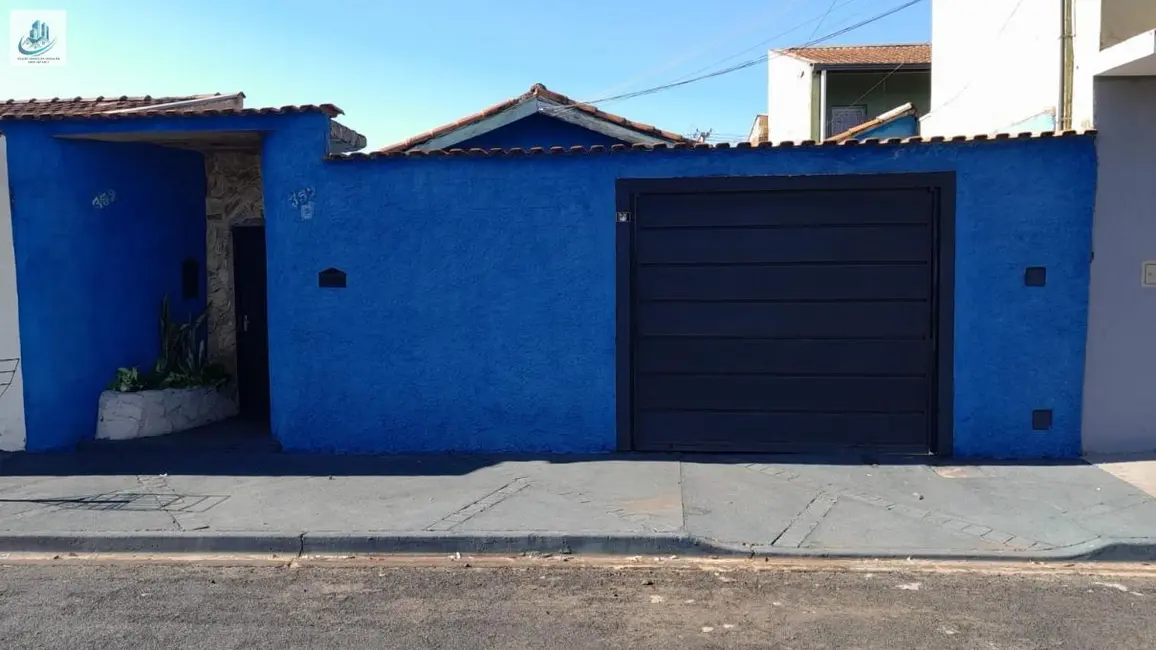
[0,415,1102,477]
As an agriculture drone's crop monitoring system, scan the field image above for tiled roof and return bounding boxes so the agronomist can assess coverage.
[331,130,1094,161]
[379,83,693,153]
[0,94,223,116]
[782,43,931,66]
[0,104,344,122]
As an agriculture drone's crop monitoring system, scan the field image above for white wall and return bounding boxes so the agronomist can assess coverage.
[924,0,1067,136]
[766,53,814,143]
[1082,77,1156,455]
[925,0,1105,135]
[0,135,26,452]
[1072,0,1103,130]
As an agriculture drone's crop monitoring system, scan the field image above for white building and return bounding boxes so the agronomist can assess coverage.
[761,44,931,143]
[926,0,1156,454]
[922,0,1156,136]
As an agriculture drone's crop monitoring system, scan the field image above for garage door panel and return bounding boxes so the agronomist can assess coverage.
[634,411,929,450]
[635,301,930,339]
[627,181,939,453]
[635,226,931,265]
[635,338,930,376]
[636,375,928,413]
[635,264,930,301]
[636,190,933,228]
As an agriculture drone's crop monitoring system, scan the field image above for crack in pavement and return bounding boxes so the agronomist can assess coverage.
[135,474,184,533]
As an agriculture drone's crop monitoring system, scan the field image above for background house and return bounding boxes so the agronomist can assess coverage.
[760,44,931,143]
[379,83,691,153]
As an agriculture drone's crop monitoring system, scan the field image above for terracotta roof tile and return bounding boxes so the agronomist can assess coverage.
[0,94,220,117]
[379,83,693,153]
[782,43,931,66]
[331,130,1094,162]
[0,103,343,122]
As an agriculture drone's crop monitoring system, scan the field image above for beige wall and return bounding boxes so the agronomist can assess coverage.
[0,135,26,451]
[204,152,263,378]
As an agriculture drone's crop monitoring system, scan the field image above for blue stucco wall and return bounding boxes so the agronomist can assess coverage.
[3,110,1095,458]
[263,135,1096,458]
[4,133,207,450]
[453,113,628,150]
[857,114,919,140]
[2,112,331,451]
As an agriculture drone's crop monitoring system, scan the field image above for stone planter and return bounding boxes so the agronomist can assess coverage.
[96,385,239,441]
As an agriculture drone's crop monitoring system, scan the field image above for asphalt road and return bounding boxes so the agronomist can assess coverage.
[0,560,1154,649]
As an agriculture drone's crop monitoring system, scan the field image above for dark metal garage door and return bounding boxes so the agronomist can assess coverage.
[617,174,954,454]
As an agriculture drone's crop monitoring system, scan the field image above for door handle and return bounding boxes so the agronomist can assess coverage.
[243,314,250,332]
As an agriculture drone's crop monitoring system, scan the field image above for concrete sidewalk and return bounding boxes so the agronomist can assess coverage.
[0,450,1154,560]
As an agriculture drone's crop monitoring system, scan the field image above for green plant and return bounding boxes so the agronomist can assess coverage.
[106,295,231,393]
[108,367,147,392]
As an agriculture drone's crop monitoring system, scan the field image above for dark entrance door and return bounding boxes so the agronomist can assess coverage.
[232,225,270,420]
[619,175,954,455]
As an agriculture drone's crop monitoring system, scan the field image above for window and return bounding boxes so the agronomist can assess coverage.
[828,105,868,138]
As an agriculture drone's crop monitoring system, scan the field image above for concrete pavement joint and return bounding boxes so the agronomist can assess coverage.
[745,463,1047,551]
[424,477,530,532]
[773,493,838,548]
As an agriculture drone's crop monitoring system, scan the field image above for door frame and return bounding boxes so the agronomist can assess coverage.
[614,172,956,456]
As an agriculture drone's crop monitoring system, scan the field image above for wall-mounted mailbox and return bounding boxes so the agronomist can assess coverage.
[1031,409,1053,431]
[319,267,347,288]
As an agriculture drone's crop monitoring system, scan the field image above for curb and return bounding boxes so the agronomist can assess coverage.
[0,533,1154,562]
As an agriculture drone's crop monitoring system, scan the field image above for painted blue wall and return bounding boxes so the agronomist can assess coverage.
[2,111,332,451]
[3,132,207,450]
[453,113,628,150]
[4,111,1095,458]
[262,136,1096,458]
[1007,110,1057,133]
[857,114,919,140]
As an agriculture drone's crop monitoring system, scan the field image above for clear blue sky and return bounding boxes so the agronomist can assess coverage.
[3,0,930,149]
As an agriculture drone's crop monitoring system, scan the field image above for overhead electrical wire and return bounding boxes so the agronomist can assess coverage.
[587,0,812,100]
[659,0,866,88]
[545,0,928,115]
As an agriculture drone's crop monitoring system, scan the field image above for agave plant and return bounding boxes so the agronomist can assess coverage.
[107,295,229,392]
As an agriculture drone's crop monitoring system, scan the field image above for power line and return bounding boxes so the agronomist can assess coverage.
[662,0,866,87]
[587,0,811,100]
[546,0,927,116]
[807,0,842,43]
[845,60,907,108]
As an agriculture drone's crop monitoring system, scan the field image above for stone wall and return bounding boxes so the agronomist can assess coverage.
[204,152,263,377]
